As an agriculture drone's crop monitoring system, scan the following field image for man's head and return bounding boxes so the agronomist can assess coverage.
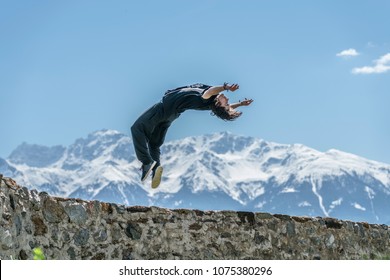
[210,93,242,121]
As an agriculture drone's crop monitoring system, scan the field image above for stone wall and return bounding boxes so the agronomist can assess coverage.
[1,176,389,260]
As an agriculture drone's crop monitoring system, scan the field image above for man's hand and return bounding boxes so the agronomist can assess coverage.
[226,83,239,92]
[239,98,253,106]
[230,98,253,109]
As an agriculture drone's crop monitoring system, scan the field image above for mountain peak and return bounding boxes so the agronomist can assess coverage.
[65,129,133,163]
[89,129,124,138]
[8,142,66,167]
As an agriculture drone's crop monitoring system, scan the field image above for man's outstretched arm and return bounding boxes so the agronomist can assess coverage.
[202,83,239,99]
[230,98,254,109]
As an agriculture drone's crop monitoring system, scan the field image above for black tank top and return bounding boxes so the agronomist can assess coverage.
[162,84,216,121]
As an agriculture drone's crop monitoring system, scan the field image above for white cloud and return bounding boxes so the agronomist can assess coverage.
[376,53,390,65]
[336,48,360,57]
[352,64,390,74]
[352,53,390,74]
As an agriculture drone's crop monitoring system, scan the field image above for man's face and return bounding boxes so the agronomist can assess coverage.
[216,93,229,107]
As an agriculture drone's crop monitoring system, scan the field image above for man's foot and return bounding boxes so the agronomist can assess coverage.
[151,165,163,189]
[141,161,156,182]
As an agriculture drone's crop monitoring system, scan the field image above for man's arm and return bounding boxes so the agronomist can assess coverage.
[202,83,239,99]
[230,98,254,109]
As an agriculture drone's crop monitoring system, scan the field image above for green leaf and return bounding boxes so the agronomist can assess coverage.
[33,247,45,260]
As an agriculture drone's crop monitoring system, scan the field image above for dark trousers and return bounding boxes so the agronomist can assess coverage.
[131,102,171,165]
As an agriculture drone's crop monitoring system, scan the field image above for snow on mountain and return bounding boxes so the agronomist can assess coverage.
[0,157,19,177]
[3,129,390,224]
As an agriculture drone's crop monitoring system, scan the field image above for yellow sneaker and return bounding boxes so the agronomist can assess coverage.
[151,165,163,189]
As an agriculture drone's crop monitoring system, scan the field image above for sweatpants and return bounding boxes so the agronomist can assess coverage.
[131,102,171,166]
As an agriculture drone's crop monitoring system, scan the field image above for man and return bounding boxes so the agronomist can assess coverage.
[131,82,253,188]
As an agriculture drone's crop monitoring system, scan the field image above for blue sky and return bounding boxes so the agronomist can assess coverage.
[1,0,389,163]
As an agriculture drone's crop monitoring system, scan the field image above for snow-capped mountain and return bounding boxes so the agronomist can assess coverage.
[1,129,390,225]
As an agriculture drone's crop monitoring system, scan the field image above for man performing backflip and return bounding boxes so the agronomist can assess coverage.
[131,82,253,188]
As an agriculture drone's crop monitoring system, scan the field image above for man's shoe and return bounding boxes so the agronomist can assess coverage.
[151,165,163,189]
[141,161,156,182]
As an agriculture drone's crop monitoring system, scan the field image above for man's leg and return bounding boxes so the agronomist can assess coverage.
[149,122,171,188]
[131,120,156,181]
[149,122,171,165]
[131,121,153,164]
